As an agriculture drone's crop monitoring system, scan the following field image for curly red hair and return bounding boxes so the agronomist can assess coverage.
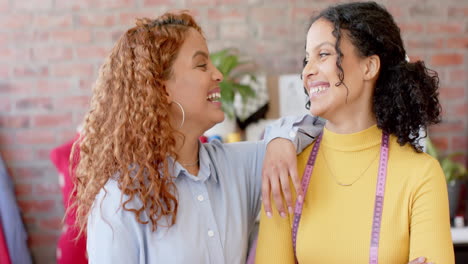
[71,11,203,235]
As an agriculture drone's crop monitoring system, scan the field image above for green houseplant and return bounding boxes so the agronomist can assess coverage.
[210,48,257,120]
[426,138,468,219]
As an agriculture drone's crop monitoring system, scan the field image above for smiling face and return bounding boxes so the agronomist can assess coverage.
[302,18,374,122]
[165,28,224,131]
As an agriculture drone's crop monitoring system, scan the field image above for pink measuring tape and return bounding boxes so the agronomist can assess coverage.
[292,132,390,264]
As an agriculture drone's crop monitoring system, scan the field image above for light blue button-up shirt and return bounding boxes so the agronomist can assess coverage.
[86,115,325,264]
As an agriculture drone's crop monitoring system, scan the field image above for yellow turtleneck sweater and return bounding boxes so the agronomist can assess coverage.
[256,125,454,264]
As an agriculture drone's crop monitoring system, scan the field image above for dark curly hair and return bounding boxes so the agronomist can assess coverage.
[303,1,441,152]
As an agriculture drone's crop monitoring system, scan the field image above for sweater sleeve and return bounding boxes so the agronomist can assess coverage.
[408,158,455,263]
[255,184,297,264]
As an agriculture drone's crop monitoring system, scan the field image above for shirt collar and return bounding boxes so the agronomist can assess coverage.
[168,141,218,183]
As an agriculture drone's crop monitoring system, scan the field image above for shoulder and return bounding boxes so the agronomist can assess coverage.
[90,178,145,222]
[389,137,444,183]
[202,139,262,160]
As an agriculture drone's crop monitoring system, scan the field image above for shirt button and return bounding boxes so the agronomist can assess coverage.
[197,195,204,202]
[289,131,296,138]
[207,230,214,237]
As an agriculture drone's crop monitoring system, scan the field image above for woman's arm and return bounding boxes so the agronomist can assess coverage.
[408,158,455,263]
[262,114,324,216]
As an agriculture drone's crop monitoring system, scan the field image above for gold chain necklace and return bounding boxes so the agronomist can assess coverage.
[180,159,199,167]
[321,149,380,186]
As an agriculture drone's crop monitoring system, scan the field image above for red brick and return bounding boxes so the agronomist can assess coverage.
[16,130,56,145]
[33,113,73,127]
[452,136,467,152]
[13,66,49,77]
[38,218,63,230]
[16,97,53,111]
[99,0,136,8]
[15,183,33,196]
[261,24,291,39]
[75,46,110,60]
[398,23,424,33]
[27,233,59,247]
[0,33,8,46]
[119,12,158,26]
[208,8,245,22]
[13,0,52,10]
[386,6,403,19]
[55,0,93,10]
[0,0,9,11]
[450,70,466,82]
[12,31,49,43]
[78,14,116,27]
[12,167,47,180]
[0,98,11,112]
[51,63,94,77]
[0,148,34,162]
[51,30,92,44]
[431,54,463,66]
[59,96,91,110]
[406,38,443,49]
[251,7,288,23]
[291,7,320,21]
[33,15,73,28]
[186,0,217,5]
[0,65,8,78]
[454,103,467,116]
[409,5,439,17]
[58,129,80,143]
[37,80,73,93]
[219,0,249,4]
[448,7,468,18]
[35,148,52,160]
[32,47,73,61]
[0,47,12,59]
[446,37,468,49]
[79,78,95,91]
[143,0,177,6]
[94,29,125,43]
[439,86,465,100]
[220,23,249,39]
[0,47,30,61]
[0,14,32,29]
[0,132,15,145]
[431,136,449,152]
[430,121,465,133]
[0,115,30,128]
[0,81,36,94]
[35,183,62,196]
[427,23,462,34]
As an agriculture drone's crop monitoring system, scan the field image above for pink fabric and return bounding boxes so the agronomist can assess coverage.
[0,224,11,264]
[50,135,87,264]
[246,237,257,264]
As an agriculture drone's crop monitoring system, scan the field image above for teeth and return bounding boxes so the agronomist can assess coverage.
[310,86,329,94]
[207,92,221,101]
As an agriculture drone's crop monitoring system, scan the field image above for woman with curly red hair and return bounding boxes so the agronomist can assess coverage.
[72,11,322,263]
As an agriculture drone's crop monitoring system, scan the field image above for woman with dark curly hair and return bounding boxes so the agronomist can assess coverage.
[257,2,454,264]
[72,11,324,264]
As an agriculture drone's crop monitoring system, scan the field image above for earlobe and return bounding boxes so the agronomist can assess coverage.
[362,55,380,81]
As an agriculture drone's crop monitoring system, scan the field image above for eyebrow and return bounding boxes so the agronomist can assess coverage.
[192,50,209,59]
[306,41,335,56]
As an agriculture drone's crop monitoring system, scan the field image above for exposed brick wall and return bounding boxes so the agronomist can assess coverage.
[0,0,466,263]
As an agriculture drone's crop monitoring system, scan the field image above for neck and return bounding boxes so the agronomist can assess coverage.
[324,104,376,134]
[175,132,200,166]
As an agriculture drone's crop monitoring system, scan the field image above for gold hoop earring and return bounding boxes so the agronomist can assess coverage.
[172,101,185,129]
